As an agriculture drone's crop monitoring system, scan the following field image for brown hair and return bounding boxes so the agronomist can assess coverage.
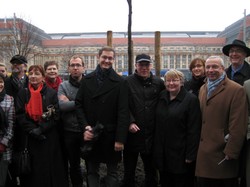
[189,58,205,71]
[44,61,59,71]
[68,55,84,66]
[98,46,116,57]
[28,65,45,77]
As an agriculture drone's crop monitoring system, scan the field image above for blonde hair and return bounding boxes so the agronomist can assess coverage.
[164,69,184,84]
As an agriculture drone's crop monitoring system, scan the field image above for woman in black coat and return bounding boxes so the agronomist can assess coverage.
[154,69,202,187]
[15,65,68,187]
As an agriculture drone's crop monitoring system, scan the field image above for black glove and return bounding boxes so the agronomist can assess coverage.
[29,128,46,140]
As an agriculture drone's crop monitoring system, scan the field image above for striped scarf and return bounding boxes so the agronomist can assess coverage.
[207,72,225,98]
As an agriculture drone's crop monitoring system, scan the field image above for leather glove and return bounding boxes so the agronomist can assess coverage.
[29,128,46,140]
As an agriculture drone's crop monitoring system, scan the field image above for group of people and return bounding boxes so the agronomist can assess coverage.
[0,39,250,187]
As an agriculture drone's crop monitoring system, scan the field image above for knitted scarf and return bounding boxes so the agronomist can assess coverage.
[26,83,43,122]
[45,76,62,91]
[207,72,225,98]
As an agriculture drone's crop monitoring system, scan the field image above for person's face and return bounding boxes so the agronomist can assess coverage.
[28,69,44,89]
[0,67,7,77]
[165,76,182,94]
[191,62,205,78]
[135,62,152,79]
[45,65,59,80]
[98,51,115,69]
[68,58,85,79]
[11,63,24,73]
[229,46,247,67]
[0,78,4,92]
[205,58,224,81]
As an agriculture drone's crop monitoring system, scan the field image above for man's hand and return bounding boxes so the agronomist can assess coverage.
[114,142,124,151]
[129,123,140,133]
[58,94,69,102]
[84,126,94,141]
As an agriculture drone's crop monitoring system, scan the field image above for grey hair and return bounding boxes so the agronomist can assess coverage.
[206,56,225,67]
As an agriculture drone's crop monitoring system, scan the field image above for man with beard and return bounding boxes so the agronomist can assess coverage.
[58,55,85,187]
[5,55,28,101]
[5,55,28,187]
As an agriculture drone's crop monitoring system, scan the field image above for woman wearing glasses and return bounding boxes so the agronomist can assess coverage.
[154,69,202,187]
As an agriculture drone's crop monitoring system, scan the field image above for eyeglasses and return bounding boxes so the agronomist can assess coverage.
[229,49,245,54]
[69,64,82,68]
[166,79,180,83]
[101,55,114,61]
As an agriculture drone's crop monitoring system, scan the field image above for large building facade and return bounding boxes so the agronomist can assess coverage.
[0,15,250,75]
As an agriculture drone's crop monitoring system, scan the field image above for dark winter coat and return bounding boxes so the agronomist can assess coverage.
[125,73,165,153]
[15,84,68,187]
[184,76,206,97]
[154,87,201,173]
[5,74,28,101]
[75,68,129,163]
[196,77,248,179]
[225,61,250,86]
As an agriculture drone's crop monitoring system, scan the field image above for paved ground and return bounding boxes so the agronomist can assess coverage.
[70,156,146,187]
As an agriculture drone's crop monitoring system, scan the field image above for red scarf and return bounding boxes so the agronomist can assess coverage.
[25,83,43,122]
[45,76,62,91]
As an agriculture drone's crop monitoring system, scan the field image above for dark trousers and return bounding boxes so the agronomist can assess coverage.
[123,149,158,187]
[64,131,83,187]
[197,177,238,187]
[159,171,189,187]
[86,161,119,187]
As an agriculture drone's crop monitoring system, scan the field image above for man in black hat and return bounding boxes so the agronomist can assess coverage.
[5,54,29,187]
[223,40,250,187]
[5,55,29,100]
[222,39,250,86]
[122,53,165,187]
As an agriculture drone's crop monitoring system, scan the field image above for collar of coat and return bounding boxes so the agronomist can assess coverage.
[160,86,187,103]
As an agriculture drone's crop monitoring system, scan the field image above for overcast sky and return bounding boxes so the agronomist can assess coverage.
[0,0,250,33]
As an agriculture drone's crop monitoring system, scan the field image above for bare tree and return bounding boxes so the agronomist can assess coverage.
[0,15,44,62]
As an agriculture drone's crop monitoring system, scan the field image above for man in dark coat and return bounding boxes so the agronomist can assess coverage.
[5,55,29,101]
[223,39,250,86]
[75,46,129,187]
[222,39,250,187]
[122,54,165,187]
[5,54,29,187]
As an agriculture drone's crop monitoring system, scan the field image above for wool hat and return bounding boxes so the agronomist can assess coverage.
[222,39,250,57]
[135,54,151,63]
[10,55,27,64]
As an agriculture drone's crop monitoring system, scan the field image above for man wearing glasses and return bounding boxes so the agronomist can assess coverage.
[223,39,250,86]
[58,55,85,187]
[122,54,165,187]
[223,40,250,187]
[75,46,129,187]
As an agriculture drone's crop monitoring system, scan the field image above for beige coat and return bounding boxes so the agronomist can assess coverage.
[196,77,248,179]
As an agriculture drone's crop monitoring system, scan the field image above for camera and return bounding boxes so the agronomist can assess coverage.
[42,105,55,120]
[80,122,104,159]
